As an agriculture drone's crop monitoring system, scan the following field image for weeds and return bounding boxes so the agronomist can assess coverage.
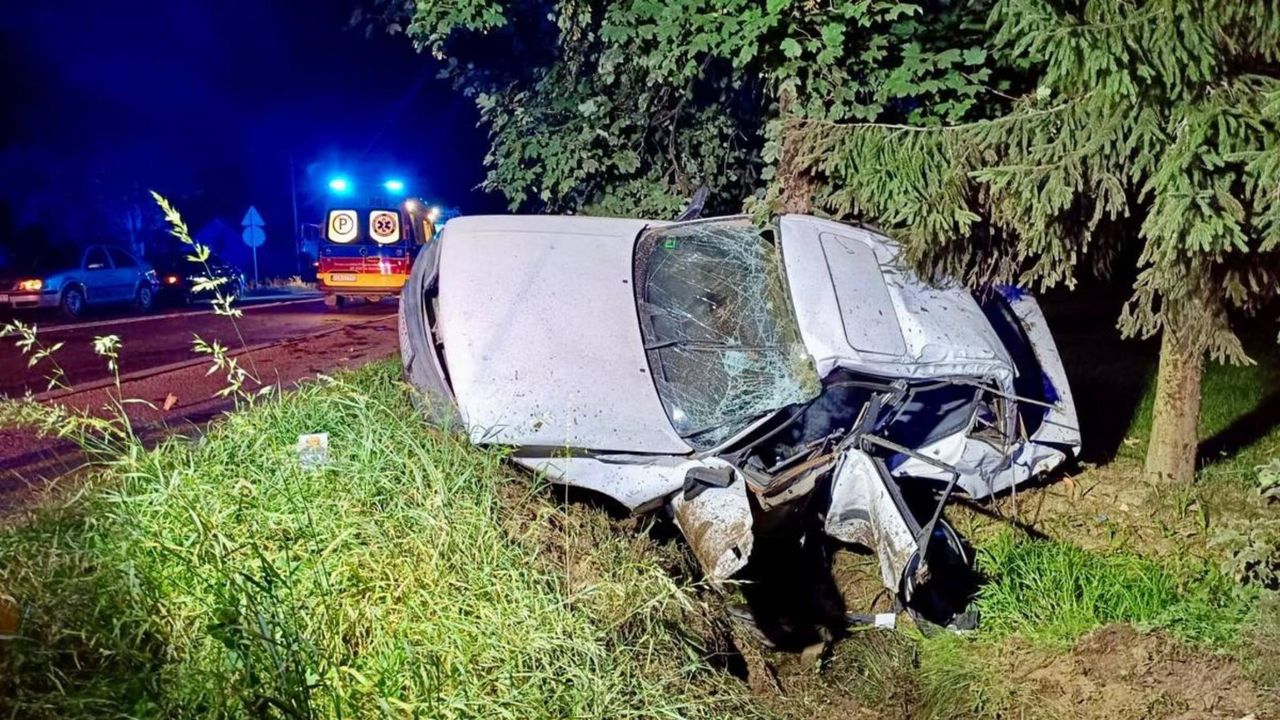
[1,320,67,391]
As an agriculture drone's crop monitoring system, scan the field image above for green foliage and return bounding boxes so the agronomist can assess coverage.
[0,362,755,719]
[1260,458,1280,501]
[975,529,1255,646]
[1211,517,1280,590]
[1207,457,1280,590]
[785,0,1280,360]
[363,0,990,215]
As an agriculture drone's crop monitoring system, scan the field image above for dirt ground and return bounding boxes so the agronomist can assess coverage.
[1022,625,1263,720]
[727,456,1278,720]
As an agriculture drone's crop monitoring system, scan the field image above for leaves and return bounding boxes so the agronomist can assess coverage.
[778,0,1280,363]
[382,0,989,214]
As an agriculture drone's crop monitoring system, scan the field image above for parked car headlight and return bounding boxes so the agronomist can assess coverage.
[17,279,42,292]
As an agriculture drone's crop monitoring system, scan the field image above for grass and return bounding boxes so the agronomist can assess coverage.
[1122,342,1280,478]
[2,315,1277,719]
[0,361,756,719]
[974,530,1255,647]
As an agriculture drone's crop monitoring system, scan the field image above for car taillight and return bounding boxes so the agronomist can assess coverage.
[17,279,42,292]
[165,275,180,285]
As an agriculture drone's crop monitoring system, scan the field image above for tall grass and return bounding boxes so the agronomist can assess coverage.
[974,530,1255,646]
[0,362,755,719]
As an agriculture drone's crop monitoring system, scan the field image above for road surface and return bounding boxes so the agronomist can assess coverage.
[0,295,403,510]
[1,295,394,399]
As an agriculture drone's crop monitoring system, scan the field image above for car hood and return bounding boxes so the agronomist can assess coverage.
[779,215,1015,385]
[435,215,691,454]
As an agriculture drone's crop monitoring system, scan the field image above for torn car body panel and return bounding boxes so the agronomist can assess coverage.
[669,470,755,584]
[779,214,1080,499]
[825,450,922,592]
[402,213,1081,606]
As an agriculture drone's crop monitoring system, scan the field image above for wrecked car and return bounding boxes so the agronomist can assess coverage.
[398,214,1080,617]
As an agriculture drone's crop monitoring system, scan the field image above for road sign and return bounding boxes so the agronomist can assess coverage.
[242,205,265,228]
[241,206,266,248]
[241,205,265,284]
[327,209,358,243]
[242,225,266,247]
[369,210,401,244]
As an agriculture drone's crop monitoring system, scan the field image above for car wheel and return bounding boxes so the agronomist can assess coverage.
[324,294,345,310]
[229,280,243,301]
[136,284,155,312]
[900,518,978,631]
[60,285,86,319]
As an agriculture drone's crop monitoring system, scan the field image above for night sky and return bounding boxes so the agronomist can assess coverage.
[0,0,499,272]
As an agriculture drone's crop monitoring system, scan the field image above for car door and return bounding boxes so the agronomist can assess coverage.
[80,247,117,304]
[106,247,141,301]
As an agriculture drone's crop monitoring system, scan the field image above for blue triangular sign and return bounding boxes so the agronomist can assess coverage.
[242,206,265,228]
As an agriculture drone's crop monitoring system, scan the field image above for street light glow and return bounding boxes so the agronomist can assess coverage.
[328,176,351,193]
[405,199,419,211]
[384,179,405,194]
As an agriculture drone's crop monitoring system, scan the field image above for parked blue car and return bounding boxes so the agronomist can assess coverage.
[0,245,160,318]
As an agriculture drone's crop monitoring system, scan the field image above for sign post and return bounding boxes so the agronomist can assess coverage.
[241,206,266,286]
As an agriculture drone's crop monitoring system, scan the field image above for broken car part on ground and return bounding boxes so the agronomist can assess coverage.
[399,213,1080,623]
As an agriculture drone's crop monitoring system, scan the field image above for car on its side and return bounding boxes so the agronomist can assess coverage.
[151,253,245,306]
[398,214,1081,622]
[0,245,159,319]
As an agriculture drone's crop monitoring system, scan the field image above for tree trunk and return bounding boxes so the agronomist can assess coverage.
[1143,326,1205,485]
[776,94,815,215]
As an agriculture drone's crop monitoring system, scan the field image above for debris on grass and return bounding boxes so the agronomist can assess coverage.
[294,430,329,469]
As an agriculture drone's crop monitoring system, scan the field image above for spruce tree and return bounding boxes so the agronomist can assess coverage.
[781,0,1280,484]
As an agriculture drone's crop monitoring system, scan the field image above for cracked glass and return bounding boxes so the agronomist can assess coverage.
[635,218,820,449]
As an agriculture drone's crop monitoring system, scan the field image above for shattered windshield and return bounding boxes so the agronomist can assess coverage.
[635,218,820,449]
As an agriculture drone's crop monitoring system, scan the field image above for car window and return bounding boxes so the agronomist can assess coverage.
[635,218,820,449]
[107,248,137,268]
[84,247,111,270]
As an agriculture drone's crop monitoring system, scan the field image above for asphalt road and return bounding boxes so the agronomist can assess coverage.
[0,295,397,399]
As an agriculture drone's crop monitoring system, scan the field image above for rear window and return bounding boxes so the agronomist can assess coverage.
[107,248,137,268]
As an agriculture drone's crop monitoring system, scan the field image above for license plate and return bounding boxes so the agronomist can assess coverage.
[330,273,358,283]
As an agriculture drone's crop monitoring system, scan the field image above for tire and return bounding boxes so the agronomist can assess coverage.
[900,519,979,631]
[135,284,155,313]
[324,294,345,310]
[60,285,86,319]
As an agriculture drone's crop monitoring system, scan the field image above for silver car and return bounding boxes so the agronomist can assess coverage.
[399,214,1080,617]
[0,245,159,318]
